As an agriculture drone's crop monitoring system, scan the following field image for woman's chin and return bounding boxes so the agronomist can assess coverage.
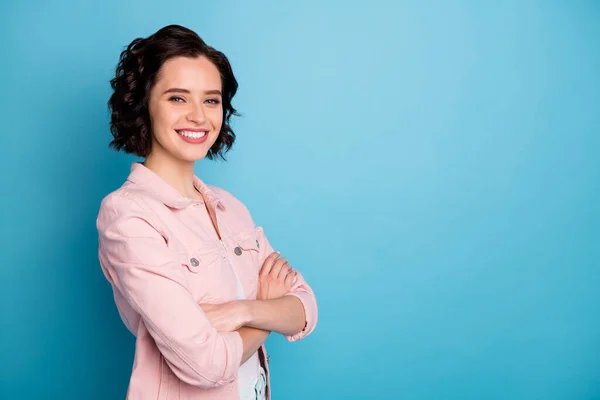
[177,149,210,163]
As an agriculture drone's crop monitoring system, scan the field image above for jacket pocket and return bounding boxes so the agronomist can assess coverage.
[229,229,262,299]
[233,228,261,254]
[178,245,220,274]
[178,245,225,303]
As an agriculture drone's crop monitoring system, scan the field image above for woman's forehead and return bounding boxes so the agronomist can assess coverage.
[155,56,222,91]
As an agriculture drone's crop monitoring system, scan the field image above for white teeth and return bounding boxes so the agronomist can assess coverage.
[178,130,207,139]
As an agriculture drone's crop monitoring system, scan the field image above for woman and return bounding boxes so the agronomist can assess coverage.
[96,24,318,400]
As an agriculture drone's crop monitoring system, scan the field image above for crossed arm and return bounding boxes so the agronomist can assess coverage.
[200,251,308,362]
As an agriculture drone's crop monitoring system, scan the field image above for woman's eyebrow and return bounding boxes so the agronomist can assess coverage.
[163,88,222,96]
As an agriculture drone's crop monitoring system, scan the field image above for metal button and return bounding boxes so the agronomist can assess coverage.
[190,258,199,266]
[256,240,260,248]
[234,247,242,256]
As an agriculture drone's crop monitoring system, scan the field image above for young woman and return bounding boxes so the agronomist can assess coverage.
[96,24,318,400]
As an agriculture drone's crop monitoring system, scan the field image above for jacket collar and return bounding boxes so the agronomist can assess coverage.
[126,162,226,210]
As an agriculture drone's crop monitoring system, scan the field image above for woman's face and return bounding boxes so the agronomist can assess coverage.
[147,56,223,163]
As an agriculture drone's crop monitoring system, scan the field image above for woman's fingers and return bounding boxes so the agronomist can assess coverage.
[259,251,280,278]
[277,263,292,281]
[284,269,297,289]
[269,257,287,281]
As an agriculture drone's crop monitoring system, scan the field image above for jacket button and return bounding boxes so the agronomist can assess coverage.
[234,247,242,256]
[190,258,199,266]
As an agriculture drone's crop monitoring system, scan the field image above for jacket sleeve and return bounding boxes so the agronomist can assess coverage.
[256,226,319,342]
[97,194,243,388]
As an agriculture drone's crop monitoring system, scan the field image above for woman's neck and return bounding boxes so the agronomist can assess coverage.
[143,152,200,200]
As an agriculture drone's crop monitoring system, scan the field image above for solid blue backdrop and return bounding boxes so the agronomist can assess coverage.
[1,1,599,399]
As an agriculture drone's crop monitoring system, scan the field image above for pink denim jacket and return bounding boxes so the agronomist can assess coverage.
[96,163,318,399]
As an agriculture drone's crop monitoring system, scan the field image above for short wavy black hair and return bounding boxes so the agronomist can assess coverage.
[108,24,239,160]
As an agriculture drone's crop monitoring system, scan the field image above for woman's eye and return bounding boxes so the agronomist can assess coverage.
[205,98,221,105]
[169,96,185,103]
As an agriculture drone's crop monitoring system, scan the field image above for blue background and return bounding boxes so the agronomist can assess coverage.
[1,1,599,399]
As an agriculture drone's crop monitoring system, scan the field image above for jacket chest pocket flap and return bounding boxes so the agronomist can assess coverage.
[233,229,261,254]
[178,245,224,302]
[179,245,220,274]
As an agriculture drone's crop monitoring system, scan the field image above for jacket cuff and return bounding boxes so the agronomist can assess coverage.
[283,291,317,342]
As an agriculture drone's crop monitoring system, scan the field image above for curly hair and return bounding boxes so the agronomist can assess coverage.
[107,24,239,160]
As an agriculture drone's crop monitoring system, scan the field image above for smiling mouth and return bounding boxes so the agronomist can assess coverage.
[176,129,208,139]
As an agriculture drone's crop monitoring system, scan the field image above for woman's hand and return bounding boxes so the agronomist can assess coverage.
[257,251,297,300]
[200,301,249,332]
[200,252,297,331]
